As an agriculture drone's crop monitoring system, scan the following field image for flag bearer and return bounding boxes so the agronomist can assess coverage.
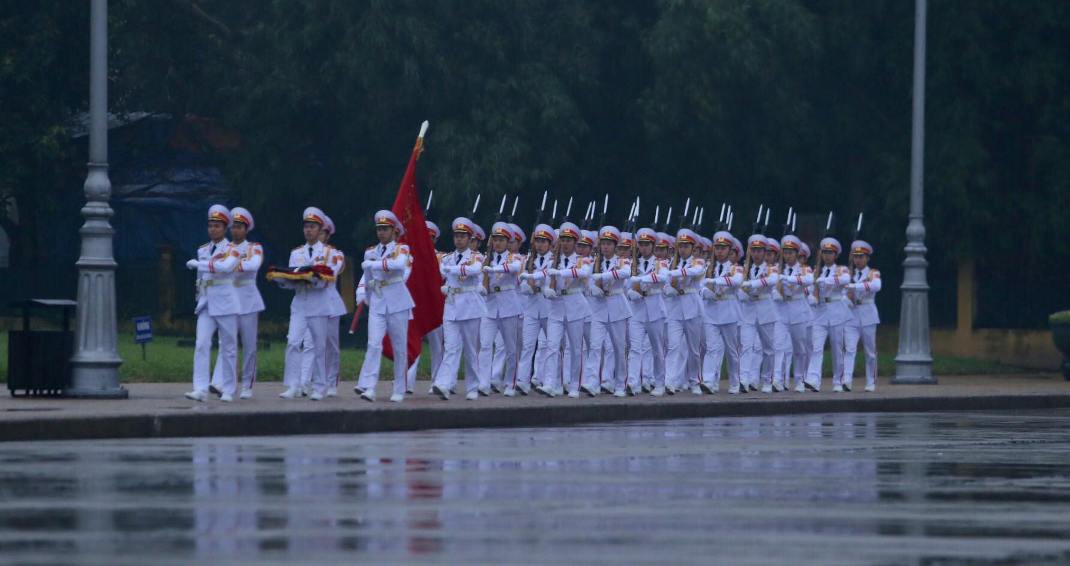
[185,205,241,402]
[432,217,487,400]
[354,210,414,402]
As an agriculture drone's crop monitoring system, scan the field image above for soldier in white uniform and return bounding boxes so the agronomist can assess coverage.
[354,210,414,402]
[479,221,523,397]
[779,234,814,393]
[319,214,348,396]
[274,208,335,400]
[537,221,592,398]
[208,207,263,400]
[185,205,241,402]
[627,227,669,396]
[582,225,633,396]
[739,234,779,392]
[515,225,555,396]
[765,236,791,392]
[701,230,744,394]
[431,217,487,400]
[409,220,444,394]
[843,240,881,392]
[806,237,853,392]
[665,228,707,395]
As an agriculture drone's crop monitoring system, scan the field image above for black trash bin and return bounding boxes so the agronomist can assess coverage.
[7,299,77,397]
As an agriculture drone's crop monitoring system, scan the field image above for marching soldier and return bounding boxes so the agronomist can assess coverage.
[538,221,592,398]
[843,240,881,392]
[583,225,633,397]
[779,234,814,393]
[665,227,707,395]
[432,217,487,400]
[515,224,556,396]
[739,234,779,393]
[628,227,669,396]
[478,222,523,398]
[765,236,791,392]
[277,207,335,401]
[354,210,414,402]
[185,204,241,402]
[208,206,263,400]
[320,214,348,396]
[806,236,852,392]
[701,230,744,394]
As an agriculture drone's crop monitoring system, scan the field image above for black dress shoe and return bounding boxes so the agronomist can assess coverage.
[208,385,222,397]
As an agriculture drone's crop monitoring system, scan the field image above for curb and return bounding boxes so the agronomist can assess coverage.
[4,393,1070,442]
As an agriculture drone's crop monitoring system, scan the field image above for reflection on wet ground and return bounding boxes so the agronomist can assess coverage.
[1,411,1069,564]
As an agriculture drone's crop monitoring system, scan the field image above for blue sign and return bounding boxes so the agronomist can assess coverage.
[133,316,153,344]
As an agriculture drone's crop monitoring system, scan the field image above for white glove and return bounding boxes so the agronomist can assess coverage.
[186,259,199,270]
[479,286,488,296]
[361,260,374,270]
[701,287,714,300]
[481,265,493,274]
[629,275,642,283]
[520,284,534,295]
[440,285,449,296]
[546,268,560,277]
[541,287,557,299]
[519,272,531,281]
[589,286,604,298]
[627,289,642,301]
[355,294,367,306]
[664,287,678,297]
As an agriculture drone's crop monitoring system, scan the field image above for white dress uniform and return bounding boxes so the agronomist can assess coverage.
[539,222,592,397]
[701,233,745,393]
[843,240,881,391]
[738,236,780,391]
[355,211,415,402]
[627,231,669,395]
[208,208,264,398]
[806,237,853,391]
[277,230,336,399]
[582,227,633,396]
[432,219,487,400]
[186,205,241,401]
[478,223,523,397]
[664,229,707,394]
[516,235,555,395]
[779,235,814,392]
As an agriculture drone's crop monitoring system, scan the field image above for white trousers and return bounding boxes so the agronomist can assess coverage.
[434,317,483,395]
[583,319,628,392]
[666,316,703,390]
[326,316,341,387]
[491,332,507,387]
[545,318,585,394]
[785,321,810,389]
[628,317,666,390]
[194,311,237,395]
[479,316,520,391]
[210,312,257,393]
[356,308,410,396]
[807,322,845,390]
[517,316,549,389]
[408,325,444,392]
[770,320,791,388]
[703,322,741,392]
[285,311,328,393]
[843,323,877,388]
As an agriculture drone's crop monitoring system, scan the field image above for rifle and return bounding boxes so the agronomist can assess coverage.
[525,190,548,273]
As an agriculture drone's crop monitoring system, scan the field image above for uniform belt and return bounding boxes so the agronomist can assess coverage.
[605,289,624,297]
[782,295,797,301]
[680,288,697,295]
[448,287,478,295]
[640,289,662,296]
[201,279,233,287]
[371,278,404,290]
[853,298,874,305]
[822,296,844,303]
[489,285,516,293]
[234,279,256,287]
[559,288,574,296]
[714,295,736,301]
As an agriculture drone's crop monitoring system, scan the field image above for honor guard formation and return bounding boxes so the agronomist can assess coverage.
[184,196,881,404]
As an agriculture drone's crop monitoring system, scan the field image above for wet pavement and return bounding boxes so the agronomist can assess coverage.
[1,411,1069,565]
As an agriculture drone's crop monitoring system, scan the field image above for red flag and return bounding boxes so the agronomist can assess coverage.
[382,123,444,368]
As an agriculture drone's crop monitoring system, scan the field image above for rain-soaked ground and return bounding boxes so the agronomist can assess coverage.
[1,411,1069,565]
